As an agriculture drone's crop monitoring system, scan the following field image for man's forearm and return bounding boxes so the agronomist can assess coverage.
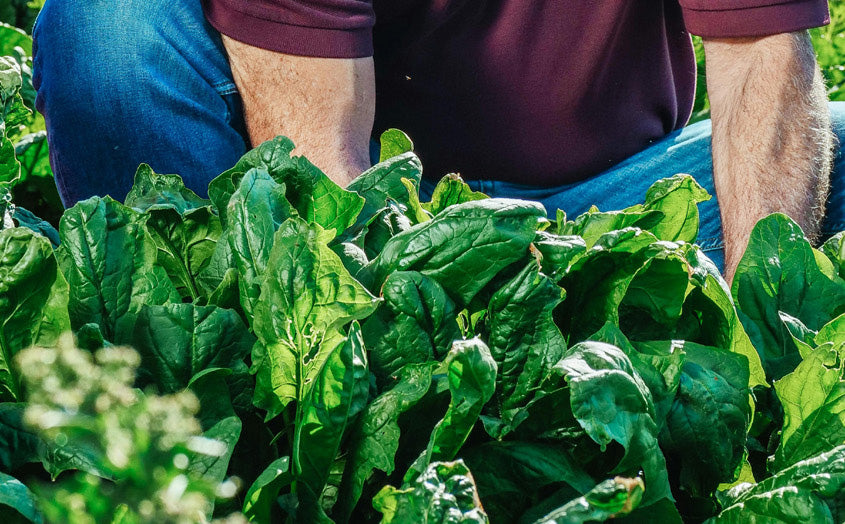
[705,31,833,281]
[222,36,375,187]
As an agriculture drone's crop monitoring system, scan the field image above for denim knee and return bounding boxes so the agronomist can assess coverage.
[34,0,247,205]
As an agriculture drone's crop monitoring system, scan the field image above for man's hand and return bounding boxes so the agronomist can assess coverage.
[704,31,833,282]
[222,36,375,187]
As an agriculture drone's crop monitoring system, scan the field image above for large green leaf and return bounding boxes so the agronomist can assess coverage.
[733,214,845,380]
[226,168,296,322]
[640,174,711,243]
[209,136,364,234]
[551,342,671,505]
[56,197,176,344]
[773,342,845,471]
[462,442,595,524]
[251,218,378,418]
[336,363,437,521]
[359,198,545,306]
[0,403,40,472]
[651,341,752,496]
[124,164,209,215]
[131,303,253,395]
[485,260,567,411]
[529,477,644,524]
[708,445,845,523]
[294,322,370,522]
[0,472,41,523]
[0,227,69,401]
[405,338,497,481]
[361,271,461,384]
[373,460,489,524]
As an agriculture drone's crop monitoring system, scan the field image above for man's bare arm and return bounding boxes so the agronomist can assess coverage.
[704,31,833,281]
[222,35,375,187]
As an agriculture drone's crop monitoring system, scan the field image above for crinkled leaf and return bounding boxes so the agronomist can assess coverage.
[733,214,845,380]
[336,363,436,521]
[295,322,370,523]
[0,228,69,401]
[359,198,546,306]
[406,338,497,481]
[251,218,378,418]
[484,260,567,411]
[551,342,671,505]
[210,136,363,234]
[373,460,489,524]
[530,477,644,524]
[773,342,845,470]
[132,303,253,395]
[11,205,58,247]
[533,231,587,280]
[362,271,461,384]
[56,197,177,343]
[708,445,845,523]
[822,231,845,281]
[124,164,209,214]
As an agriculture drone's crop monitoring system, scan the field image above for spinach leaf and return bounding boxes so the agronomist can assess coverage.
[131,303,253,397]
[405,338,497,481]
[56,197,177,344]
[209,136,364,234]
[484,260,567,412]
[422,174,488,216]
[251,218,378,419]
[124,164,209,214]
[294,322,370,522]
[359,198,546,306]
[226,168,295,321]
[0,227,69,401]
[733,214,845,380]
[373,460,489,523]
[708,445,845,523]
[362,271,461,384]
[0,472,41,523]
[336,363,436,521]
[551,342,671,505]
[243,456,292,523]
[772,341,845,471]
[640,174,711,243]
[529,477,644,524]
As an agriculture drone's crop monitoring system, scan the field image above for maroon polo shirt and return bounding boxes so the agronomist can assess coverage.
[203,0,830,186]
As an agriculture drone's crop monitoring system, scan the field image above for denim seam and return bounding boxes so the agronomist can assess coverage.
[213,80,238,96]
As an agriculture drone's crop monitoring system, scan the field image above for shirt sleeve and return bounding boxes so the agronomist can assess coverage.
[678,0,830,38]
[202,0,375,58]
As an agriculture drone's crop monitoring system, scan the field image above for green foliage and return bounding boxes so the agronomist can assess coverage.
[0,129,844,523]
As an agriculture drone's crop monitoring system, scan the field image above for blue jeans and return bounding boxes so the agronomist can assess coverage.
[33,0,845,272]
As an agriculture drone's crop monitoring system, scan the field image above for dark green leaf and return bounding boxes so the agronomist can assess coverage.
[132,303,253,394]
[551,342,671,505]
[0,227,69,401]
[124,164,209,214]
[56,197,177,343]
[243,456,292,522]
[362,271,461,384]
[406,338,497,481]
[0,403,40,472]
[485,260,567,411]
[11,206,58,247]
[336,363,436,521]
[359,199,545,306]
[708,445,845,523]
[529,477,644,524]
